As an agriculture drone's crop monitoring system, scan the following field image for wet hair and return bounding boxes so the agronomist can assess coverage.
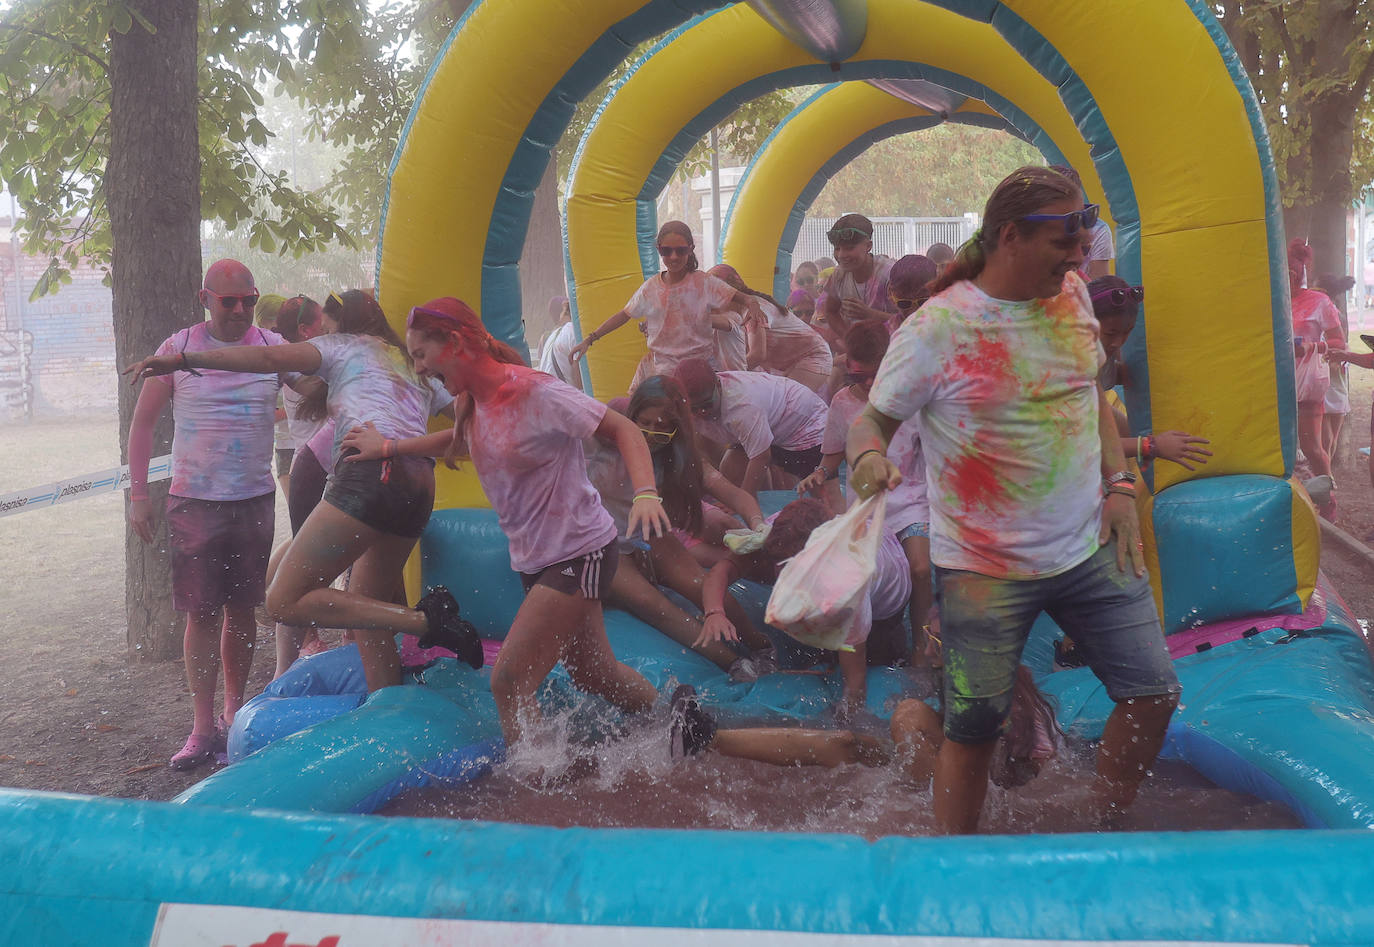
[889,254,938,308]
[762,498,830,562]
[406,296,528,470]
[992,666,1062,789]
[1087,275,1138,323]
[925,242,955,266]
[274,295,322,343]
[657,220,699,273]
[627,375,705,534]
[929,166,1079,296]
[844,321,890,368]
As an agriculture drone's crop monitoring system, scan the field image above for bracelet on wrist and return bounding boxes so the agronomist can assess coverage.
[1106,485,1135,499]
[851,448,884,468]
[702,609,723,620]
[633,492,662,504]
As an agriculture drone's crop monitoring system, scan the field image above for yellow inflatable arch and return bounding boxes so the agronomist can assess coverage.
[716,80,1102,302]
[380,0,1313,618]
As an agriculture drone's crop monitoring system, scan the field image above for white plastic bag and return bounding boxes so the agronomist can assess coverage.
[765,492,887,652]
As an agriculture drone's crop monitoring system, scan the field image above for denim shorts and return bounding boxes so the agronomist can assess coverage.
[936,543,1180,744]
[896,522,930,542]
[323,452,436,539]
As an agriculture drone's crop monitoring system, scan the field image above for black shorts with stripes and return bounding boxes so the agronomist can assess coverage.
[518,540,619,600]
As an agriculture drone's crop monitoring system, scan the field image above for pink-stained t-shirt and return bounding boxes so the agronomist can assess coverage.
[869,272,1105,579]
[152,322,285,501]
[713,308,748,371]
[625,270,738,374]
[822,386,928,532]
[466,368,618,573]
[308,333,453,463]
[756,298,832,375]
[694,371,826,459]
[1291,288,1342,403]
[817,254,899,321]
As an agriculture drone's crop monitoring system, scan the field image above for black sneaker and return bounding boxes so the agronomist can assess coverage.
[414,586,484,670]
[668,684,717,759]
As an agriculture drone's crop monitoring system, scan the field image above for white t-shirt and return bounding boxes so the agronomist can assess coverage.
[712,309,748,371]
[817,254,899,321]
[537,321,578,384]
[694,371,826,458]
[283,385,326,452]
[153,322,284,501]
[822,386,928,533]
[308,333,453,463]
[625,270,738,374]
[1079,221,1115,275]
[467,368,618,573]
[869,272,1105,579]
[870,529,913,623]
[757,298,832,374]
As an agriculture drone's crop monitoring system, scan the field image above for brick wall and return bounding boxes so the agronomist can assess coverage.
[0,246,117,418]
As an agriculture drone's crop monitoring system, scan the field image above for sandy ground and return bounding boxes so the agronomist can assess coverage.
[1,361,1372,803]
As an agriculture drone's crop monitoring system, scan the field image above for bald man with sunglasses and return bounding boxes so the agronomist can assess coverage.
[126,258,302,771]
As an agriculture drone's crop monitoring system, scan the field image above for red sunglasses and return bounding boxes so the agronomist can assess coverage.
[204,288,260,310]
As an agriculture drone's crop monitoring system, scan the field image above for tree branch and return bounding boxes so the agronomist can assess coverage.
[0,20,111,72]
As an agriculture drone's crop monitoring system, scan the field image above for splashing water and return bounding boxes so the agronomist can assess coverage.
[380,701,1300,836]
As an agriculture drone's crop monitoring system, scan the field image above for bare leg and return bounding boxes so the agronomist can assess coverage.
[220,604,257,723]
[183,607,223,736]
[1092,693,1179,822]
[890,698,942,784]
[712,727,890,767]
[836,643,867,716]
[650,535,772,653]
[266,502,427,638]
[607,561,738,670]
[1298,400,1331,478]
[1323,411,1346,465]
[932,737,1000,834]
[561,606,658,714]
[267,539,308,678]
[344,532,421,691]
[901,534,935,665]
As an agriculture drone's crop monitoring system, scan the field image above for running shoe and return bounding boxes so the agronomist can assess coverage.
[169,732,218,771]
[668,684,717,759]
[414,586,484,670]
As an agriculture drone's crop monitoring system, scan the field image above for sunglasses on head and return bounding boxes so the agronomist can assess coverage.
[657,244,692,257]
[1089,285,1145,307]
[1020,202,1100,235]
[204,288,260,310]
[826,227,870,246]
[406,305,463,329]
[639,427,677,445]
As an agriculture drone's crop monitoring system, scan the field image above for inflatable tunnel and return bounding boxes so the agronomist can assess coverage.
[4,2,1370,944]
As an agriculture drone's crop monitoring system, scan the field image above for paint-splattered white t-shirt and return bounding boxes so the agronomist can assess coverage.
[869,272,1105,579]
[466,368,618,573]
[822,385,929,533]
[694,371,826,459]
[625,270,737,374]
[153,322,284,501]
[757,298,832,375]
[308,333,453,464]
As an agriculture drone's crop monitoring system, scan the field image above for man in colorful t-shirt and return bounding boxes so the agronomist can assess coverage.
[847,167,1180,834]
[127,259,290,771]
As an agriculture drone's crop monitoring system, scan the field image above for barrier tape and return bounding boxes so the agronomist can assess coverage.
[0,454,171,519]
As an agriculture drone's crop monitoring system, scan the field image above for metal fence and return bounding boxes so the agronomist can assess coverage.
[792,215,976,267]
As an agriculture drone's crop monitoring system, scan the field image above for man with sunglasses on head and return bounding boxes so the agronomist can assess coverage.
[817,213,900,339]
[126,258,298,771]
[846,166,1180,834]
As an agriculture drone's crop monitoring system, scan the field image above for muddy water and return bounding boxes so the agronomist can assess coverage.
[380,712,1301,836]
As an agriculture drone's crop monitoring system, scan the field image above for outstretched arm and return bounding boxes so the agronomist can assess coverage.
[125,340,322,382]
[570,309,633,363]
[698,556,743,647]
[704,463,765,530]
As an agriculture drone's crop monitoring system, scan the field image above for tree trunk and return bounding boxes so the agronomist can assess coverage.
[1305,99,1357,286]
[520,153,567,351]
[108,0,202,660]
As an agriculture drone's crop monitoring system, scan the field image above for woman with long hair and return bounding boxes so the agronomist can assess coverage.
[347,297,673,747]
[125,289,483,693]
[587,374,777,677]
[570,221,766,380]
[708,263,832,393]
